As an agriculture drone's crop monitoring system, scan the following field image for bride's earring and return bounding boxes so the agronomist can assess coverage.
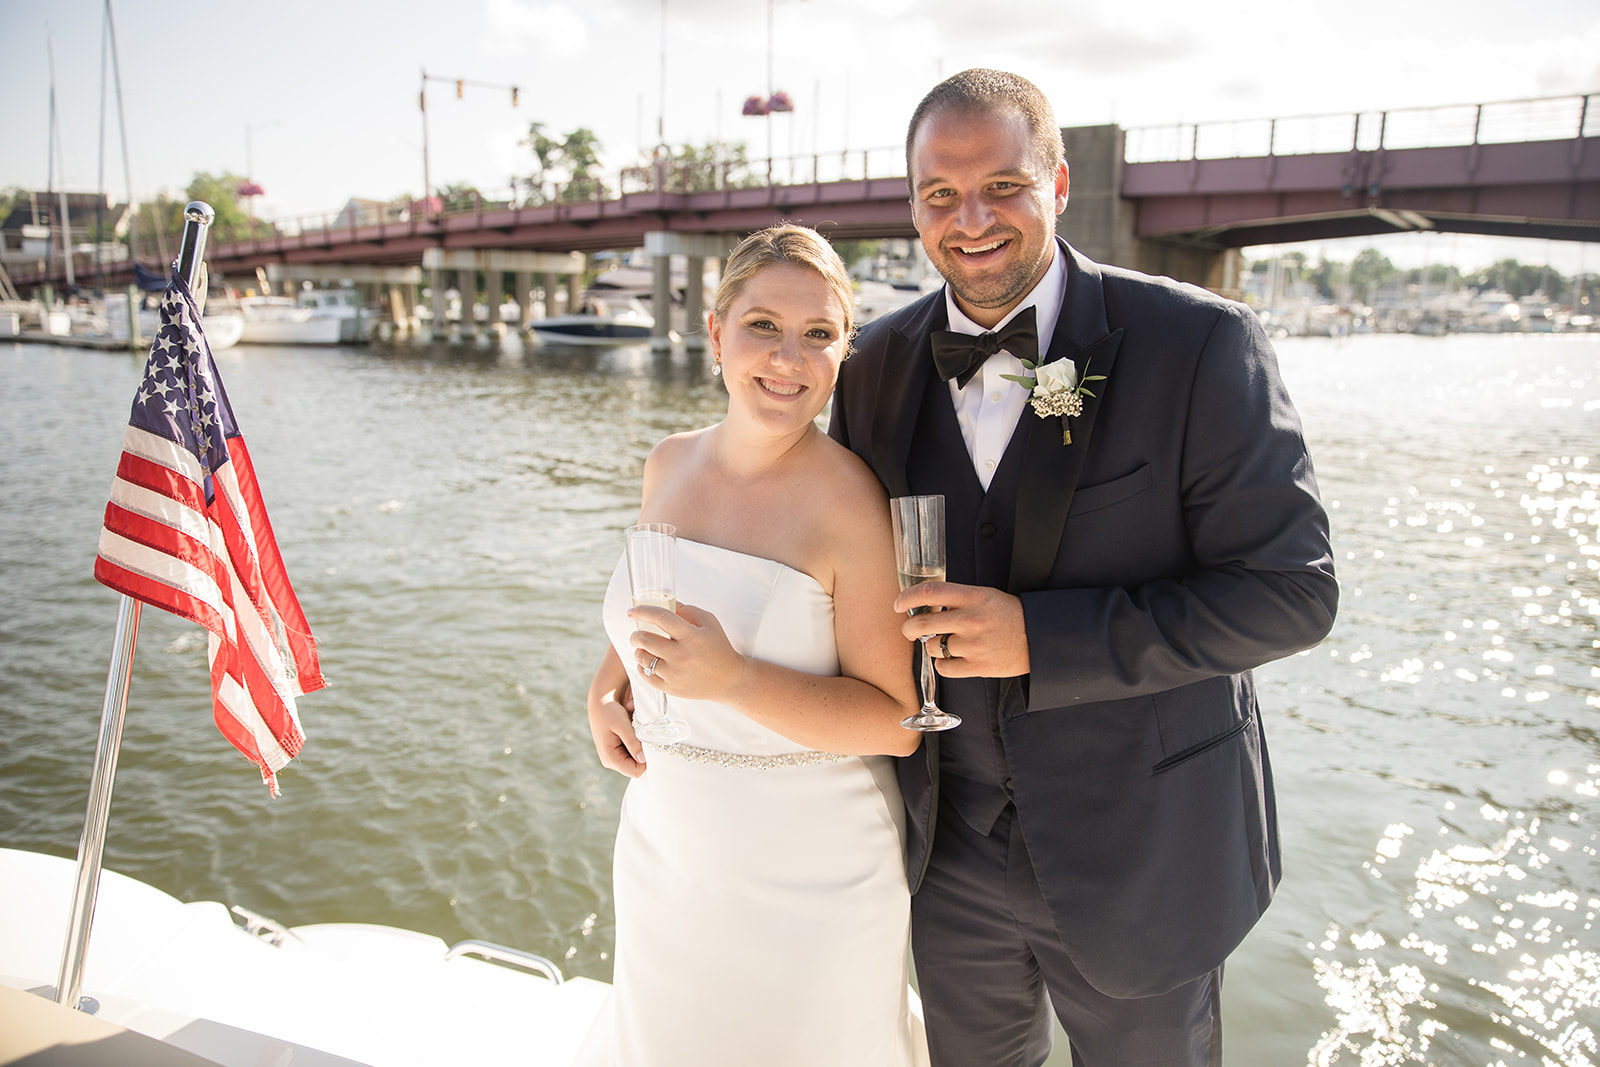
[712,354,722,376]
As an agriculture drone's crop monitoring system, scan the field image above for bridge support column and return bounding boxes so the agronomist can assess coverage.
[420,249,586,336]
[644,232,740,351]
[486,268,504,339]
[651,255,673,349]
[567,265,583,318]
[1059,122,1235,295]
[683,255,706,348]
[387,285,408,339]
[514,271,532,331]
[428,268,447,343]
[540,273,555,319]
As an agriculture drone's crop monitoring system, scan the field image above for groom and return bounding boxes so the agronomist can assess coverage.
[829,70,1338,1065]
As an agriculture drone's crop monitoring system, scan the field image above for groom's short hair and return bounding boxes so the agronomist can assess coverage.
[905,69,1065,193]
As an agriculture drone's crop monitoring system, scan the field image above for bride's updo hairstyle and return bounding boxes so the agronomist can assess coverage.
[711,224,857,352]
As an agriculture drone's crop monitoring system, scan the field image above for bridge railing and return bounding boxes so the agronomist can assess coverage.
[205,145,909,248]
[1124,92,1597,163]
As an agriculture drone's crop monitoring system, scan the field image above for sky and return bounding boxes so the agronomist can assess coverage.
[3,0,1598,275]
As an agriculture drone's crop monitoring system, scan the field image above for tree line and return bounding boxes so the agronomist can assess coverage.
[1251,248,1597,305]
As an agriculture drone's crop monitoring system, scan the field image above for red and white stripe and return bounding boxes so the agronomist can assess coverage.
[95,423,323,795]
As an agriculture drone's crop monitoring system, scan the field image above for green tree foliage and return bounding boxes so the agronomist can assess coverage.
[519,124,608,204]
[436,183,483,213]
[652,140,765,192]
[1348,248,1397,303]
[1466,258,1566,300]
[184,172,257,237]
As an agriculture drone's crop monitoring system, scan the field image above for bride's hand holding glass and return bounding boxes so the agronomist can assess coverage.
[628,600,748,708]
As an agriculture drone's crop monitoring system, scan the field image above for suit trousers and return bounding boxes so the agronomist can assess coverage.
[911,801,1222,1067]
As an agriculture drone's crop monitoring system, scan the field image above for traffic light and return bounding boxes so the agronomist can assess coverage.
[456,80,464,99]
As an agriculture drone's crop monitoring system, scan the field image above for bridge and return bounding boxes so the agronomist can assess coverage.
[10,93,1596,325]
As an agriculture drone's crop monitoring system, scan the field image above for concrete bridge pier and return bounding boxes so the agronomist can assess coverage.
[423,248,586,344]
[644,231,737,350]
[538,273,555,320]
[264,262,426,342]
[485,269,504,343]
[514,271,533,333]
[1059,124,1241,297]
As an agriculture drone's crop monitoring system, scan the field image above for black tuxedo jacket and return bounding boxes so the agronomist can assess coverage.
[828,240,1338,999]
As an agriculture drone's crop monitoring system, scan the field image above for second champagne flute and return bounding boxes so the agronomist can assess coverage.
[624,523,691,745]
[890,495,961,732]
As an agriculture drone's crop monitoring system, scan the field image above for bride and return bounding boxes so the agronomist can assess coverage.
[577,225,930,1066]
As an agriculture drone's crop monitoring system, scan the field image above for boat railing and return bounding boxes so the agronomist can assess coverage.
[444,939,565,985]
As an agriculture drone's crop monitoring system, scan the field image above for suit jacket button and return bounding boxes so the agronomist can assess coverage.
[980,522,998,537]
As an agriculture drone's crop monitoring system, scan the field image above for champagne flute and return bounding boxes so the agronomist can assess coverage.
[624,523,691,745]
[890,495,961,732]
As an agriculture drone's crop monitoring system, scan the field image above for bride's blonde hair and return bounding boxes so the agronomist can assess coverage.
[712,225,856,351]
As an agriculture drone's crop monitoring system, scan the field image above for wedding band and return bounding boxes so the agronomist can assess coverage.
[939,634,952,659]
[642,655,659,677]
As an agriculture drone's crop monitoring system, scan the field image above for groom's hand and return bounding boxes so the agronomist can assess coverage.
[894,582,1030,679]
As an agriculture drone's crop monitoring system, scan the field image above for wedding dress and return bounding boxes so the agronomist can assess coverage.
[573,539,929,1067]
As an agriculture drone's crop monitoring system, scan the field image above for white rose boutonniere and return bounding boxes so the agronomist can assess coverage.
[1001,357,1106,444]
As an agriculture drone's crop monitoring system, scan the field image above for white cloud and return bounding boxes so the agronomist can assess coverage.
[481,0,590,58]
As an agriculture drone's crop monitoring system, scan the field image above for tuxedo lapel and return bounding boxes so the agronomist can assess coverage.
[868,294,944,499]
[1007,243,1125,594]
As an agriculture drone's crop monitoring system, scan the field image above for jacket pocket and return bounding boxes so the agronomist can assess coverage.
[1068,463,1153,517]
[1151,714,1253,774]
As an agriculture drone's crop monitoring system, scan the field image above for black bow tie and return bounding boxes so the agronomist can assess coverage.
[930,306,1039,389]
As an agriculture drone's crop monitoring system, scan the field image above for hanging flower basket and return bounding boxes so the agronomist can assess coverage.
[766,91,794,113]
[742,95,769,116]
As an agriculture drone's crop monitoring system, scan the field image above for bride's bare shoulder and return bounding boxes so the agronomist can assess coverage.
[805,433,891,536]
[642,426,712,480]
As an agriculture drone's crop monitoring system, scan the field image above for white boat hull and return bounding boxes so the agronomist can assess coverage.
[0,848,608,1066]
[237,317,344,345]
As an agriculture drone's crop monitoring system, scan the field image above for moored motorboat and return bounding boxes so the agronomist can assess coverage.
[0,847,609,1066]
[234,296,343,345]
[297,287,378,343]
[93,292,244,350]
[529,297,653,346]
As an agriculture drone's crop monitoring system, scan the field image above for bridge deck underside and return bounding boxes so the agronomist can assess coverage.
[1127,138,1600,246]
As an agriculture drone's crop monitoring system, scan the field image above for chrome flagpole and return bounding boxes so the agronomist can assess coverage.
[55,202,215,1012]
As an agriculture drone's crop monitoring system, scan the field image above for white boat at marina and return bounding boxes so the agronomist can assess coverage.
[235,296,343,345]
[0,847,609,1066]
[297,287,378,343]
[529,297,653,346]
[89,292,245,350]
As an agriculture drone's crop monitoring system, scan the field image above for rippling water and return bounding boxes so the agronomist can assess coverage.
[1,331,1596,1065]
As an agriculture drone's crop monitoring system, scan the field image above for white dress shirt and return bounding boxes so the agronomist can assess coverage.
[943,250,1068,490]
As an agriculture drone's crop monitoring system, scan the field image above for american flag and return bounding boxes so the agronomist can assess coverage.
[94,270,324,795]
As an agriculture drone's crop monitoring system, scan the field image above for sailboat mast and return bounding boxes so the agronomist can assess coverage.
[96,8,109,292]
[47,34,76,288]
[105,0,139,266]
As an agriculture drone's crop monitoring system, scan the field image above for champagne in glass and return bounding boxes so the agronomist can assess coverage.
[889,496,961,732]
[624,523,691,745]
[630,589,678,632]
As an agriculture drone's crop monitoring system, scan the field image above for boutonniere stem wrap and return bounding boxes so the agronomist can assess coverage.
[1001,358,1106,444]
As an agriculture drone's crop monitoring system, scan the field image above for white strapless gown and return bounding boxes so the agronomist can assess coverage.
[573,540,929,1067]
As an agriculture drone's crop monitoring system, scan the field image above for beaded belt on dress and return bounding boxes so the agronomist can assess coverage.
[646,741,847,770]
